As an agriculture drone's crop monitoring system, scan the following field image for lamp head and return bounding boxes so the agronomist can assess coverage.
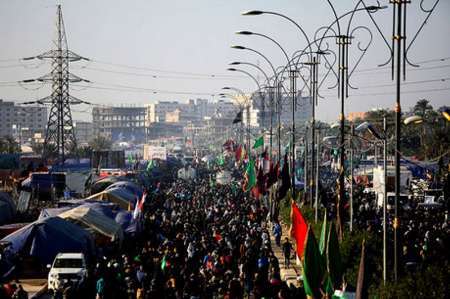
[229,62,240,65]
[366,5,388,12]
[403,115,423,125]
[227,68,237,72]
[222,87,231,90]
[231,45,246,50]
[235,30,253,35]
[241,10,264,16]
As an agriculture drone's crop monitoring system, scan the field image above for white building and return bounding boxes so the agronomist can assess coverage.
[248,92,313,128]
[0,99,47,139]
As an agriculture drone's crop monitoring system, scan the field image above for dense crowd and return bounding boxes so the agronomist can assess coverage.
[90,178,306,299]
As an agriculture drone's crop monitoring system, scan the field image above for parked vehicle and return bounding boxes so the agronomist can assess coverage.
[47,253,87,291]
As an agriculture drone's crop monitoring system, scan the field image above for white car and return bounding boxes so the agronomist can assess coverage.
[47,253,88,291]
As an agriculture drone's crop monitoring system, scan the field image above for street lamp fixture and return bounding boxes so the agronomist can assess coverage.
[235,30,254,35]
[230,45,246,50]
[403,115,423,125]
[241,10,264,16]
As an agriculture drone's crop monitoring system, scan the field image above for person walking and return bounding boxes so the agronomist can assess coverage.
[96,277,105,299]
[272,222,282,247]
[282,237,293,269]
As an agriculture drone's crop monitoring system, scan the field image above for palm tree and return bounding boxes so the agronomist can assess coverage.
[88,135,112,151]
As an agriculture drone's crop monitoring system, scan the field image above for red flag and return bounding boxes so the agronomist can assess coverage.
[223,139,235,152]
[290,201,308,258]
[235,145,243,162]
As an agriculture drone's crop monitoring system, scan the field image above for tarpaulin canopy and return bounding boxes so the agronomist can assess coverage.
[41,201,138,235]
[106,181,143,198]
[1,217,94,266]
[90,176,128,194]
[87,187,137,210]
[0,192,16,225]
[58,206,124,242]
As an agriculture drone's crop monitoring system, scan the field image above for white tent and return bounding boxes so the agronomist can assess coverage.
[58,206,123,242]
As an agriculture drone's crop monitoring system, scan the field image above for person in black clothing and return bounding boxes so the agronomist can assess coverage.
[282,237,293,269]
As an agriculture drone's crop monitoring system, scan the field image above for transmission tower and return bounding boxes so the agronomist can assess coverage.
[23,5,90,165]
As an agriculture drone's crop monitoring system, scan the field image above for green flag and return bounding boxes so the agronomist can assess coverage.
[327,222,343,290]
[161,255,167,271]
[146,160,154,172]
[244,159,256,192]
[302,228,326,299]
[252,136,264,149]
[217,154,225,166]
[128,153,133,164]
[319,211,328,256]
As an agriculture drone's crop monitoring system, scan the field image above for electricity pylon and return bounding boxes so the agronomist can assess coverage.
[23,5,90,165]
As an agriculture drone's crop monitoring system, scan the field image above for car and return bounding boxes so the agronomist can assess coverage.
[47,253,88,291]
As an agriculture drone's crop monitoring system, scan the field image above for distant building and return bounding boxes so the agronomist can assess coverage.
[347,111,367,121]
[248,92,313,128]
[0,99,47,140]
[73,121,93,144]
[146,99,238,125]
[92,106,146,142]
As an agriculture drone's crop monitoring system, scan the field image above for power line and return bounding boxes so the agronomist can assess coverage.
[76,65,245,80]
[89,59,243,78]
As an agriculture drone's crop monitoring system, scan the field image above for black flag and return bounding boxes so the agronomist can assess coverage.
[232,110,243,124]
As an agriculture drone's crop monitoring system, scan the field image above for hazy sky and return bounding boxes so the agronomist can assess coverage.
[0,0,449,122]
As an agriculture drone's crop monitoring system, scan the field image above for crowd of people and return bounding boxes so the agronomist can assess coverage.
[88,178,306,299]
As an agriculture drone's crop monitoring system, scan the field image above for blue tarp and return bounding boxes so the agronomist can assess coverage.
[0,192,15,225]
[106,181,143,198]
[1,216,94,266]
[39,202,138,235]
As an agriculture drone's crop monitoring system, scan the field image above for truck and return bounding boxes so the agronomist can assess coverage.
[47,253,88,291]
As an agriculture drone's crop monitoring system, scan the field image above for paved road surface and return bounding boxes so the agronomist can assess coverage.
[269,221,301,287]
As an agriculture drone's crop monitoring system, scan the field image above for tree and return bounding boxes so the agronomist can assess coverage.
[0,136,20,154]
[413,99,433,118]
[88,135,112,151]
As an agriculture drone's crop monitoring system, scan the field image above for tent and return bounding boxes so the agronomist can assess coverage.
[1,217,94,266]
[90,176,128,194]
[106,181,143,198]
[41,201,138,235]
[58,206,124,242]
[87,187,137,210]
[0,192,16,225]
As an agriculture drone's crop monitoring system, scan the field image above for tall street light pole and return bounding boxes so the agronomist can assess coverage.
[235,30,297,197]
[229,61,273,158]
[230,45,280,162]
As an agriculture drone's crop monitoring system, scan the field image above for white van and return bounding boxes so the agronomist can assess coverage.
[47,253,88,291]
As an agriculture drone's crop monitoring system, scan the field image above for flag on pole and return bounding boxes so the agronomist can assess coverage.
[161,255,167,271]
[146,160,154,172]
[319,211,328,256]
[290,201,308,258]
[252,135,264,149]
[302,228,326,299]
[217,154,225,166]
[278,153,291,200]
[243,159,256,192]
[133,192,146,219]
[327,222,343,290]
[233,110,243,124]
[235,144,243,162]
[128,153,133,165]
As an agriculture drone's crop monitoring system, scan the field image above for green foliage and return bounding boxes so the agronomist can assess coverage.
[88,135,112,151]
[372,262,449,298]
[0,136,20,154]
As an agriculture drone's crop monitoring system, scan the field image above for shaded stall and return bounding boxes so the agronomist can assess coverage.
[1,217,94,267]
[58,206,124,244]
[90,176,128,195]
[87,187,137,210]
